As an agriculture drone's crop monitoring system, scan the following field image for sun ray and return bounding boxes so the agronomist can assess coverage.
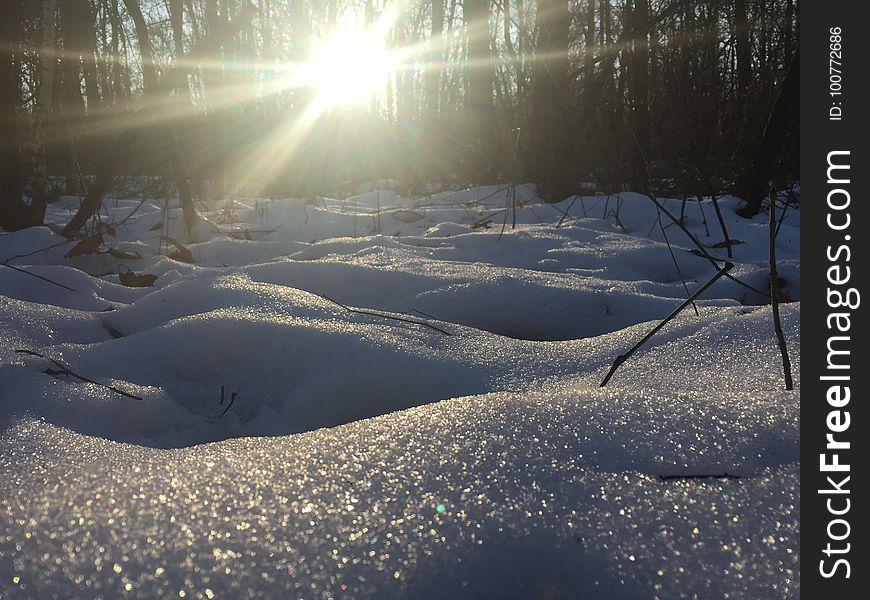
[219,9,406,193]
[301,11,400,109]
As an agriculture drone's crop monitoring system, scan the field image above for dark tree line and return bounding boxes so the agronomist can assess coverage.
[1,0,799,233]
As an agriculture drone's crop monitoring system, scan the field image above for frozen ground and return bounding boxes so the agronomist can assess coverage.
[1,185,799,598]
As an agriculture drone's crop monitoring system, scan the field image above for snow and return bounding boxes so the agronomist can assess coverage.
[1,186,799,597]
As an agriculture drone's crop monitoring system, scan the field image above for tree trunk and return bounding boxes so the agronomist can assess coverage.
[124,0,197,230]
[121,0,158,92]
[526,0,571,200]
[365,0,377,116]
[0,0,32,231]
[737,45,799,217]
[734,0,750,103]
[168,0,192,106]
[734,0,750,142]
[32,0,58,213]
[629,0,650,191]
[64,0,198,235]
[419,0,445,186]
[60,150,120,236]
[426,0,444,118]
[60,0,88,195]
[583,0,595,93]
[170,0,184,63]
[79,0,101,113]
[108,0,126,102]
[464,0,494,183]
[515,0,526,106]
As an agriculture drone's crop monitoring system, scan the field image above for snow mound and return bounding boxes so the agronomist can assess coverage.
[1,186,799,597]
[1,304,798,598]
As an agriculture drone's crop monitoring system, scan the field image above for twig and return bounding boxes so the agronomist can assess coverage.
[773,191,791,240]
[769,189,794,390]
[471,207,509,229]
[462,184,510,208]
[600,262,734,387]
[217,385,238,417]
[556,197,578,228]
[405,307,441,321]
[3,239,76,262]
[709,194,733,258]
[658,473,741,481]
[116,195,152,226]
[498,186,512,241]
[641,193,769,299]
[1,260,76,292]
[613,196,627,232]
[220,392,237,416]
[14,349,142,400]
[318,293,451,335]
[657,207,699,317]
[696,195,711,237]
[511,184,518,230]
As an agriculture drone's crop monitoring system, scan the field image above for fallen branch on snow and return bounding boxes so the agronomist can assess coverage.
[0,260,76,292]
[15,349,142,400]
[317,293,451,336]
[658,473,742,481]
[599,262,734,387]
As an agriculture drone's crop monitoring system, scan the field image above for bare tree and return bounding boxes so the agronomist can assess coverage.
[2,0,802,229]
[426,0,445,118]
[465,0,494,182]
[629,0,650,191]
[526,0,570,200]
[32,0,58,211]
[737,45,799,217]
[0,0,30,230]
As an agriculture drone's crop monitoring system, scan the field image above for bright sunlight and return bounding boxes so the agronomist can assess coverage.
[304,30,396,108]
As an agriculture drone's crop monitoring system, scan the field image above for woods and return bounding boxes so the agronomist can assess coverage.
[0,2,807,595]
[1,0,799,233]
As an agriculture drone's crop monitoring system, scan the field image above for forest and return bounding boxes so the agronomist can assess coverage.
[1,2,801,598]
[2,0,798,231]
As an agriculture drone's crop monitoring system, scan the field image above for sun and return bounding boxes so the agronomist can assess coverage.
[305,30,395,108]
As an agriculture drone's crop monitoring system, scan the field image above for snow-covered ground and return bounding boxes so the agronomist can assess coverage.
[1,186,799,598]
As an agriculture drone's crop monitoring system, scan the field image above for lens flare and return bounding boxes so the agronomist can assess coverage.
[305,31,395,108]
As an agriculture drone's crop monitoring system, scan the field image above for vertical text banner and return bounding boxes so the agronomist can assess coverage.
[802,1,867,595]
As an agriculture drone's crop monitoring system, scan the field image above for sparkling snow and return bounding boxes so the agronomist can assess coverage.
[1,186,799,598]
